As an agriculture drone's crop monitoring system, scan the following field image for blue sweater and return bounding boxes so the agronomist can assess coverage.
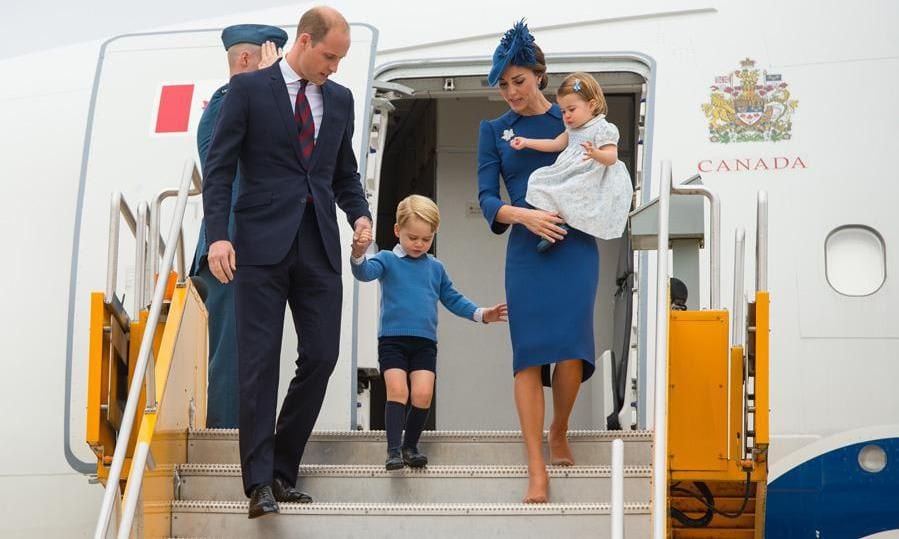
[351,249,479,341]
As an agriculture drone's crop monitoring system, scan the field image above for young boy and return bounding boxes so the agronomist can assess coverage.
[351,195,507,470]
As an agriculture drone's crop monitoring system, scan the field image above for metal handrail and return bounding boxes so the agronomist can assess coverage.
[610,438,624,539]
[93,160,198,539]
[146,167,202,300]
[732,228,746,347]
[134,203,148,313]
[651,160,672,539]
[733,227,747,465]
[756,191,768,292]
[671,176,721,309]
[105,193,137,305]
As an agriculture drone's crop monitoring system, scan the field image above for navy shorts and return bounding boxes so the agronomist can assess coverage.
[378,336,438,374]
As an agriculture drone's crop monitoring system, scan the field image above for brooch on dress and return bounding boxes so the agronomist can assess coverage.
[501,128,515,142]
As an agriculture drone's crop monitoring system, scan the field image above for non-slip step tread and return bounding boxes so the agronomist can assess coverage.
[177,463,654,477]
[170,500,652,515]
[189,429,653,441]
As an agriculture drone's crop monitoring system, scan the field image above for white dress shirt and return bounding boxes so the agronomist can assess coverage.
[278,59,323,141]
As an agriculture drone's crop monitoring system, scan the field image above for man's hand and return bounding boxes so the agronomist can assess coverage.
[352,227,372,258]
[258,41,282,69]
[482,303,509,323]
[207,240,236,284]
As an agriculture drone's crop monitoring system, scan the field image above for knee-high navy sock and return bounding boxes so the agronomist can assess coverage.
[385,401,406,450]
[403,405,430,449]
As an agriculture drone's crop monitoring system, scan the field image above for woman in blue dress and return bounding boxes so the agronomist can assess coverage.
[477,21,599,503]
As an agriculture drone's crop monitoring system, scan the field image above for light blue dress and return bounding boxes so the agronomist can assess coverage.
[478,105,597,385]
[525,114,633,240]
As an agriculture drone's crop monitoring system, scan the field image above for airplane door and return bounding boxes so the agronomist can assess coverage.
[67,23,380,467]
[352,80,414,429]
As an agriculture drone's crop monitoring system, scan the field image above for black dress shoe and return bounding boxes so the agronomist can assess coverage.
[272,477,313,504]
[402,445,428,468]
[247,484,279,519]
[385,447,404,470]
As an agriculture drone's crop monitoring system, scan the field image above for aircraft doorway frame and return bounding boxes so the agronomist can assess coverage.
[367,52,658,431]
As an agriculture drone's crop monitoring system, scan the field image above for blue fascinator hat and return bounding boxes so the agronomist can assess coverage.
[487,19,538,86]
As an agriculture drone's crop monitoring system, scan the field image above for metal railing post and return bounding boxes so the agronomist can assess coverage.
[134,203,148,314]
[733,228,746,347]
[671,178,721,309]
[106,193,138,305]
[651,160,672,539]
[106,193,122,305]
[756,191,768,293]
[610,438,624,539]
[149,165,202,285]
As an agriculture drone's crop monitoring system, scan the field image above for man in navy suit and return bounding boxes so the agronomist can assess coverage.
[192,24,287,430]
[202,6,372,519]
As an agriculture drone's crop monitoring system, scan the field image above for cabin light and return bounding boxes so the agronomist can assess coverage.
[858,444,887,473]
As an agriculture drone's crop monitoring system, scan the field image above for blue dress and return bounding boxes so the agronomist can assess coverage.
[478,104,598,385]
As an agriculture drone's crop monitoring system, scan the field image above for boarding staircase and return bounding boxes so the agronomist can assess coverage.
[167,429,652,537]
[86,160,770,538]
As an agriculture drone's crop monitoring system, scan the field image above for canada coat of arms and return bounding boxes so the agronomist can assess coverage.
[702,58,799,143]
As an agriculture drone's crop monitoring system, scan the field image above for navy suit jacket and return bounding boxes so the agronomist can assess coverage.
[202,60,371,272]
[191,83,238,276]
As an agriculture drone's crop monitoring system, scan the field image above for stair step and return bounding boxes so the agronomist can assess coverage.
[176,464,652,504]
[170,501,652,538]
[188,429,653,466]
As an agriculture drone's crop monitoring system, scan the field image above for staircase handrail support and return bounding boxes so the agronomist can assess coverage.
[756,191,768,293]
[651,160,673,539]
[144,167,202,307]
[105,193,137,305]
[93,160,198,539]
[670,179,721,310]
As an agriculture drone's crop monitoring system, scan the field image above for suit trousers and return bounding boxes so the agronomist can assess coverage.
[234,205,342,495]
[198,264,239,428]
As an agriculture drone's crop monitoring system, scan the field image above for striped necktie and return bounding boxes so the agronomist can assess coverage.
[295,79,315,162]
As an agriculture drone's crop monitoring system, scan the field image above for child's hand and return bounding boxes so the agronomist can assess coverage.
[581,141,601,161]
[351,228,372,258]
[482,303,508,323]
[510,137,528,151]
[582,141,618,165]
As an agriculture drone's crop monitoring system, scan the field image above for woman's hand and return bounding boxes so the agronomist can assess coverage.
[510,137,529,151]
[482,303,508,323]
[515,207,567,244]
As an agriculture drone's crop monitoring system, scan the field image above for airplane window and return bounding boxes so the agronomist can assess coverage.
[858,444,887,473]
[825,226,886,296]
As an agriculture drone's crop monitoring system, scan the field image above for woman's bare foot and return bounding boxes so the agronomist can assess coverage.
[522,466,549,503]
[548,427,574,466]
